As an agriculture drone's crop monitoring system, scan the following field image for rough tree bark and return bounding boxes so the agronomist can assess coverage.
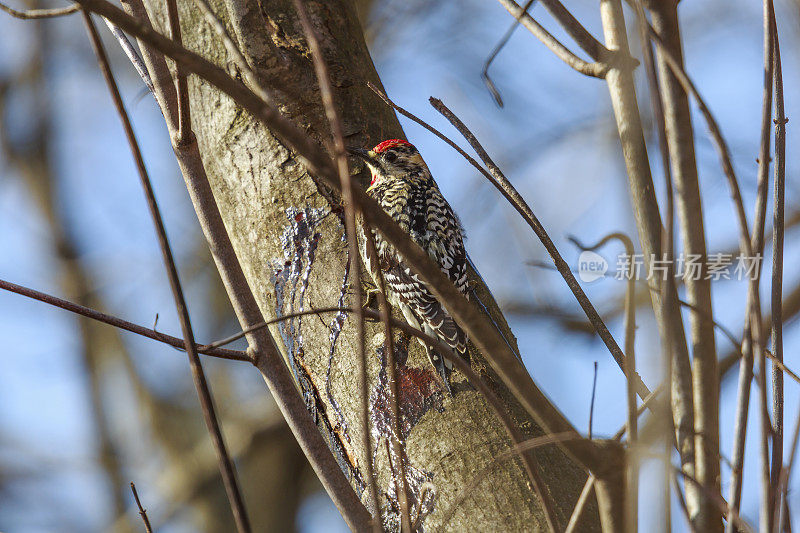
[136,0,600,529]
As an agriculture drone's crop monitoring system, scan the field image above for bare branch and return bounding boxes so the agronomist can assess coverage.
[643,1,721,526]
[130,482,154,533]
[81,12,251,532]
[0,278,247,361]
[102,20,154,94]
[643,29,751,258]
[754,5,777,527]
[671,473,695,532]
[427,96,655,404]
[482,0,536,106]
[769,4,786,528]
[163,0,190,143]
[0,0,77,19]
[495,0,608,78]
[201,307,346,349]
[118,0,178,127]
[675,466,755,533]
[498,0,610,62]
[570,231,638,525]
[600,3,695,521]
[564,476,596,533]
[290,0,380,527]
[777,404,800,532]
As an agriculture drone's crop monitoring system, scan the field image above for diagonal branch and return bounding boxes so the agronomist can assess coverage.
[498,0,609,62]
[107,0,373,525]
[429,96,654,404]
[0,278,248,361]
[130,482,154,533]
[290,0,380,528]
[495,0,608,77]
[81,12,251,532]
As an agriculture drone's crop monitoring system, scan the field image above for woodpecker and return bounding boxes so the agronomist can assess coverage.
[348,139,469,394]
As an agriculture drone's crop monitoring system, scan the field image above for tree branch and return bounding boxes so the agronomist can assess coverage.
[495,0,608,77]
[0,278,248,361]
[0,0,77,18]
[290,0,380,527]
[82,12,251,531]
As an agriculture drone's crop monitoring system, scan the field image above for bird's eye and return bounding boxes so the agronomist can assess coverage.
[384,151,398,163]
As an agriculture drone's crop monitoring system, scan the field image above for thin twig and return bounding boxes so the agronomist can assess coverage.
[754,6,777,530]
[724,1,777,527]
[426,94,653,403]
[674,466,755,533]
[777,405,800,532]
[600,5,695,509]
[570,231,638,525]
[81,12,251,532]
[671,473,695,533]
[495,0,608,78]
[201,306,352,349]
[644,29,751,258]
[363,231,412,532]
[130,482,154,533]
[568,232,637,439]
[498,0,610,62]
[564,476,595,533]
[102,20,154,94]
[632,1,681,528]
[770,4,786,528]
[588,361,598,440]
[645,1,721,526]
[0,278,247,361]
[482,0,537,107]
[613,385,665,442]
[639,14,767,530]
[117,0,178,127]
[569,380,664,530]
[163,0,190,143]
[0,0,77,18]
[291,1,380,528]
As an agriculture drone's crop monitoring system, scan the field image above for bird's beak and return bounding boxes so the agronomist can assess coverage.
[347,147,381,192]
[347,147,379,168]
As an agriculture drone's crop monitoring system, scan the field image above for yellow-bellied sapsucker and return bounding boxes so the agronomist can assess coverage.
[348,139,469,394]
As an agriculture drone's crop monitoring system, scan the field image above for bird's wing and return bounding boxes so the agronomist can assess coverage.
[384,263,468,355]
[423,190,469,297]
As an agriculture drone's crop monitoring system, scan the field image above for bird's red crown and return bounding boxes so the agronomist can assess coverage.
[372,139,411,153]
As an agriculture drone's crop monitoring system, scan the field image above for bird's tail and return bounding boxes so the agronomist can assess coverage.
[419,301,468,362]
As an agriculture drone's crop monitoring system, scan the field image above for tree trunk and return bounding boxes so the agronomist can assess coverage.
[138,0,601,529]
